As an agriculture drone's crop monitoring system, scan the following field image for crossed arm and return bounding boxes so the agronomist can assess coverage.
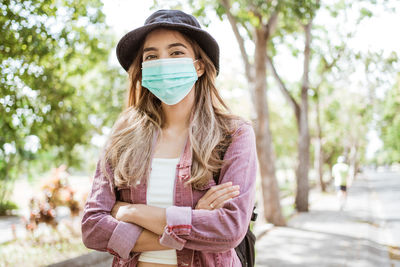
[82,122,257,257]
[110,182,240,252]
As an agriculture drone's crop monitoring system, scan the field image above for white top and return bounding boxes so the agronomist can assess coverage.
[333,162,349,186]
[138,157,180,265]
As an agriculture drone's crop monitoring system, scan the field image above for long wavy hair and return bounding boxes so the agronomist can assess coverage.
[100,28,246,190]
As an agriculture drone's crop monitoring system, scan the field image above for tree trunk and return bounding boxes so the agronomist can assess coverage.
[314,138,325,192]
[348,143,359,184]
[295,107,310,211]
[253,28,286,226]
[220,0,285,225]
[314,92,326,191]
[295,22,312,212]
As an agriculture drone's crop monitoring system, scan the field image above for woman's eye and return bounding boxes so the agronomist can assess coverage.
[171,51,184,56]
[144,55,156,60]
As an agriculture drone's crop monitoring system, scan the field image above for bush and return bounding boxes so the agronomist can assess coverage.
[0,201,19,216]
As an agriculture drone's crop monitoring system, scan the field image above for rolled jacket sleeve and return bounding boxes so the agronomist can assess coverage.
[159,122,258,252]
[158,206,192,250]
[81,156,144,260]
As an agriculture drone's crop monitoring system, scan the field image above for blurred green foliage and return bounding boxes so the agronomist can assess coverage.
[378,75,400,163]
[0,0,126,207]
[0,200,18,215]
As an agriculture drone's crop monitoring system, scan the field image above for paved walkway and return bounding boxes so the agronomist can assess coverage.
[47,251,113,267]
[255,171,400,267]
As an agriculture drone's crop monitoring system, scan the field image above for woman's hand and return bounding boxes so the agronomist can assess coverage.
[195,182,240,210]
[111,201,133,221]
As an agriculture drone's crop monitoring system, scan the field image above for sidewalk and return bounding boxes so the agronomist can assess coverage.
[255,174,397,267]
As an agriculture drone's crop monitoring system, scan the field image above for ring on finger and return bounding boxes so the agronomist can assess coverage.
[209,203,214,209]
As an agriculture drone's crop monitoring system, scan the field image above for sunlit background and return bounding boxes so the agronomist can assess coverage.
[1,0,399,266]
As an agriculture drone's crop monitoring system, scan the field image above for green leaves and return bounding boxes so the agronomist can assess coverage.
[378,76,400,163]
[0,0,125,203]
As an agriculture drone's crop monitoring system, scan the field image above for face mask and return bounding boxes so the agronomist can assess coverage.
[141,57,199,105]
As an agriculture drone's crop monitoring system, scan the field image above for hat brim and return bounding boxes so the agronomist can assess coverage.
[116,22,220,75]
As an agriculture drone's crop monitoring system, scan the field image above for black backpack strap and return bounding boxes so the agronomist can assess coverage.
[251,206,258,222]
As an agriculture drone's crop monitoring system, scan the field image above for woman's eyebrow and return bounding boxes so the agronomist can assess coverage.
[143,47,157,53]
[167,43,187,49]
[143,43,187,53]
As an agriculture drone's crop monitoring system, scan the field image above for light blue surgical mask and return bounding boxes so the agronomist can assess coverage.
[141,57,199,105]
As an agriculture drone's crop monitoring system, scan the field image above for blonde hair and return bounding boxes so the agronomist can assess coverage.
[100,28,246,190]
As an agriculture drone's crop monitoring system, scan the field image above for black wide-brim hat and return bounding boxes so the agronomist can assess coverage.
[116,9,220,75]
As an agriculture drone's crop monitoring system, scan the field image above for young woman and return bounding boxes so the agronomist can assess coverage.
[81,9,257,267]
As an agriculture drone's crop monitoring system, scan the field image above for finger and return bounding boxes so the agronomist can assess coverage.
[206,185,240,204]
[212,190,240,208]
[200,181,233,201]
[195,200,213,210]
[203,182,232,200]
[214,198,233,209]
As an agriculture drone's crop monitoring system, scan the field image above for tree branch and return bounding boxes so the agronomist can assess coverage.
[315,47,344,88]
[264,9,279,40]
[220,0,252,80]
[241,21,254,40]
[304,0,321,91]
[266,55,301,122]
[302,22,312,93]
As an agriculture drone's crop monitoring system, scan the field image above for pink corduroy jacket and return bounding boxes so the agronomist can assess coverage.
[81,120,258,267]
